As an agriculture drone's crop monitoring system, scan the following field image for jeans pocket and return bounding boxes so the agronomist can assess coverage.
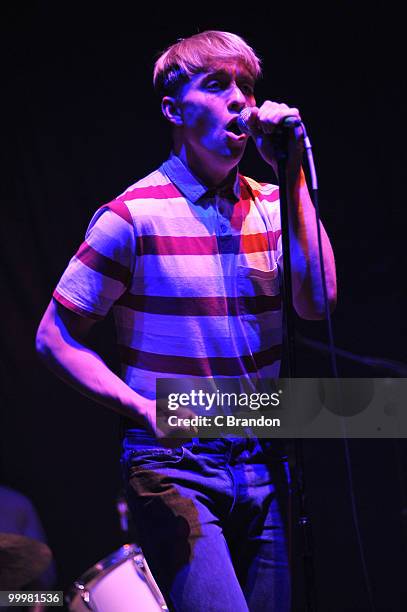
[127,446,186,473]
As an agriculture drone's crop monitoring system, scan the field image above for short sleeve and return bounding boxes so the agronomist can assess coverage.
[53,200,136,319]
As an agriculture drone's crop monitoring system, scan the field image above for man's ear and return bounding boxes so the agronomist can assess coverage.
[161,96,183,127]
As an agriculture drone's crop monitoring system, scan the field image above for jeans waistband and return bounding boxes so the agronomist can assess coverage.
[123,427,255,442]
[121,428,284,458]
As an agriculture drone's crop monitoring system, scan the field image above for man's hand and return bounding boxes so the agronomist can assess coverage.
[132,395,198,440]
[156,398,199,440]
[246,101,304,179]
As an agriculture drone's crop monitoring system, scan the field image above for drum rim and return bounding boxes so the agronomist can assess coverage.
[66,543,141,605]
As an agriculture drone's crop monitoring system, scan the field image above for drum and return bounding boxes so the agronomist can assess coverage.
[66,544,168,611]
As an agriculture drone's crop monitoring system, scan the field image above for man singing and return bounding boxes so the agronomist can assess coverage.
[36,30,336,611]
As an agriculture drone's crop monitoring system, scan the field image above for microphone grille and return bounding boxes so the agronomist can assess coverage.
[237,107,252,135]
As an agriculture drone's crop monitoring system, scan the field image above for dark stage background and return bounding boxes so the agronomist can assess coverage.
[1,4,406,611]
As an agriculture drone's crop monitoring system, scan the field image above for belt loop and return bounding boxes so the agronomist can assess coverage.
[191,436,200,449]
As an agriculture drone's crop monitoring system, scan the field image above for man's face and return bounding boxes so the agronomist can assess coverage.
[176,61,256,171]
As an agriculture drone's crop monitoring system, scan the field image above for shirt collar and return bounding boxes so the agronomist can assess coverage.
[161,153,240,204]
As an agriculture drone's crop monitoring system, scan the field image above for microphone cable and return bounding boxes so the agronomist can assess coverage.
[301,121,376,611]
[301,122,338,377]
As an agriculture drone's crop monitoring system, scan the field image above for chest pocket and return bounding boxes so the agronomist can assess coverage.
[236,265,281,317]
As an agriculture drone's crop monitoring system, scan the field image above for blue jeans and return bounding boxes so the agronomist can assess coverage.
[121,432,291,612]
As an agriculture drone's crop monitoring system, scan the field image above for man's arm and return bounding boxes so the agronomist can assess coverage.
[286,166,337,320]
[35,299,156,431]
[247,102,337,320]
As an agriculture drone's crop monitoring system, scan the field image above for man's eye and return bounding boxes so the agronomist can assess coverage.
[206,80,222,90]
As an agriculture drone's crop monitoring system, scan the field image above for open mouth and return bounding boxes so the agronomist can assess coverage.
[225,118,241,135]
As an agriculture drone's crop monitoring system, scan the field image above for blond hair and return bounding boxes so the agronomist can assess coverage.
[153,30,262,97]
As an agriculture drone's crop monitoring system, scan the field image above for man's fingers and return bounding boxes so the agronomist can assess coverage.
[156,400,199,438]
[256,101,301,132]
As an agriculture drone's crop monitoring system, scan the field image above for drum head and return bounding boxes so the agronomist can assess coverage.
[67,544,167,611]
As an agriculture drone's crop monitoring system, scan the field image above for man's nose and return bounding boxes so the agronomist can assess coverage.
[227,83,246,112]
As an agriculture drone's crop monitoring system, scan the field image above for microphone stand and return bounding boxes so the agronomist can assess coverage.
[275,130,318,612]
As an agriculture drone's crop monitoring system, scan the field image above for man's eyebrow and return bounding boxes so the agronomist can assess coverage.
[202,69,229,80]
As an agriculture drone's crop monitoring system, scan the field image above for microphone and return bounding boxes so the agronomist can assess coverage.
[237,107,302,135]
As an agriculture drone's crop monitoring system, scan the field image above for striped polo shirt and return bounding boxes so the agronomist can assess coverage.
[53,154,283,400]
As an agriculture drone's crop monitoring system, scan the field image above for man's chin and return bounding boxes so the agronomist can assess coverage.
[225,144,246,162]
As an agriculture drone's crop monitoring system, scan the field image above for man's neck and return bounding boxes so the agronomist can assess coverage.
[175,144,236,189]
